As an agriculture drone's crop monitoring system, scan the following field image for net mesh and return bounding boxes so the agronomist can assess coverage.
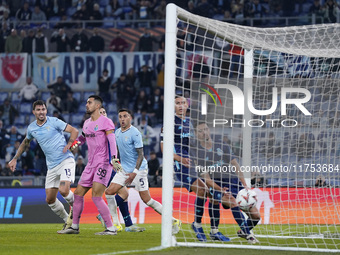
[169,6,340,251]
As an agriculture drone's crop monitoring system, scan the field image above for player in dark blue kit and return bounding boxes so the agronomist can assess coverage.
[192,121,261,244]
[161,95,228,242]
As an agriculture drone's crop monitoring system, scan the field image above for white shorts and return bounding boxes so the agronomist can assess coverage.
[45,157,76,189]
[112,169,149,191]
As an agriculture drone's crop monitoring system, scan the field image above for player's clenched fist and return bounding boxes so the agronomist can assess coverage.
[111,158,122,172]
[70,140,81,151]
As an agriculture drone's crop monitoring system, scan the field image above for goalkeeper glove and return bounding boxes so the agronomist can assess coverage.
[111,158,122,172]
[70,140,81,151]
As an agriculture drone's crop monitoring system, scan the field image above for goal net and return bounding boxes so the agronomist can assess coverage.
[162,3,340,252]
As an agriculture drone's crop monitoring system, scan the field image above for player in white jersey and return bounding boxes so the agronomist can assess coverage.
[8,100,78,232]
[105,109,181,233]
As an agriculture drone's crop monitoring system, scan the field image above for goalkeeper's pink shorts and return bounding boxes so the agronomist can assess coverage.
[78,163,113,187]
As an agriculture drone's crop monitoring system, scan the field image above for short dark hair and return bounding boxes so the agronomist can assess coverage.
[88,95,103,106]
[118,108,132,116]
[32,100,46,110]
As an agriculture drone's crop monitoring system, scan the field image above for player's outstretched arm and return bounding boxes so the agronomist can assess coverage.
[8,138,32,172]
[63,124,79,153]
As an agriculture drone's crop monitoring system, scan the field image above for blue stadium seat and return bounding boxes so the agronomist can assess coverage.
[0,92,9,104]
[41,91,50,101]
[49,16,61,28]
[83,91,96,100]
[13,114,27,127]
[73,92,82,102]
[107,102,117,114]
[62,113,71,123]
[66,7,77,17]
[102,17,115,28]
[72,113,85,127]
[20,103,32,114]
[99,0,109,7]
[11,92,20,104]
[28,114,36,123]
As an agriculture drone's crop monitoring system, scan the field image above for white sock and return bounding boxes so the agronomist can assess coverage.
[62,190,74,207]
[48,199,68,222]
[193,222,202,228]
[71,223,79,229]
[105,195,119,225]
[146,199,163,215]
[211,228,219,234]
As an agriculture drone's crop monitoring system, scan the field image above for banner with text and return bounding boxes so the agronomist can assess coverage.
[32,52,164,90]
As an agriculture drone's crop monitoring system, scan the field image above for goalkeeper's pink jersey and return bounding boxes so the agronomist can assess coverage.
[83,115,115,168]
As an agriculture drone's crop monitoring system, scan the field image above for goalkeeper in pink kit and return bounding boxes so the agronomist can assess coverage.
[59,95,118,235]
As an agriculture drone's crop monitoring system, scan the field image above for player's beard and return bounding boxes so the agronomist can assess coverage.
[86,108,94,115]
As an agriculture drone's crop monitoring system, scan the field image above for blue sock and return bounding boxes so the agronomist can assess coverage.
[208,202,220,230]
[247,218,260,231]
[115,194,124,207]
[195,197,205,223]
[231,206,250,235]
[119,201,133,227]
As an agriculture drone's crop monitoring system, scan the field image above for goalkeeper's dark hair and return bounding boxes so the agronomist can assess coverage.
[88,95,103,107]
[192,118,207,128]
[32,100,46,110]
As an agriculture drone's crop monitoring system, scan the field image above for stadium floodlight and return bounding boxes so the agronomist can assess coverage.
[162,3,340,252]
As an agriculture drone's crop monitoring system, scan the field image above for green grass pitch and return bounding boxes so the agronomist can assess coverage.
[0,224,339,255]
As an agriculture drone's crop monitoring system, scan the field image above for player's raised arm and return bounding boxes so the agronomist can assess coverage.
[63,124,79,153]
[8,138,32,172]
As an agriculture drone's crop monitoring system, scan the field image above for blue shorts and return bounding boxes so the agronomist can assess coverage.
[210,178,242,202]
[174,161,198,192]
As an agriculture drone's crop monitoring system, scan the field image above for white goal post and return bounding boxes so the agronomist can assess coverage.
[162,3,340,252]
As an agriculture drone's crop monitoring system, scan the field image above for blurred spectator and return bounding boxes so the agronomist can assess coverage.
[46,92,61,109]
[0,25,8,52]
[158,33,165,52]
[45,0,67,19]
[75,155,85,176]
[98,69,112,104]
[251,171,265,187]
[88,28,105,52]
[18,77,39,103]
[315,175,327,187]
[54,14,74,29]
[156,164,162,185]
[137,116,156,159]
[151,88,163,123]
[71,28,88,51]
[281,0,295,17]
[0,99,19,127]
[137,64,154,94]
[50,28,70,52]
[177,26,196,51]
[5,29,22,53]
[309,0,324,23]
[72,3,90,26]
[31,5,47,24]
[0,162,13,177]
[3,128,24,161]
[62,91,79,113]
[0,2,10,21]
[15,1,32,23]
[154,0,166,20]
[21,144,35,174]
[147,151,159,186]
[126,67,137,88]
[89,3,103,27]
[186,0,195,13]
[0,120,6,157]
[244,0,268,26]
[138,28,158,51]
[324,0,338,23]
[112,73,135,109]
[22,29,34,54]
[47,97,62,115]
[109,31,129,52]
[52,110,65,121]
[47,76,72,99]
[34,143,47,175]
[195,0,215,18]
[134,90,148,114]
[32,28,48,53]
[1,9,10,28]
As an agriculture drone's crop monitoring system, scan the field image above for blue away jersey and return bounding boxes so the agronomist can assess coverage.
[26,116,74,169]
[115,125,147,173]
